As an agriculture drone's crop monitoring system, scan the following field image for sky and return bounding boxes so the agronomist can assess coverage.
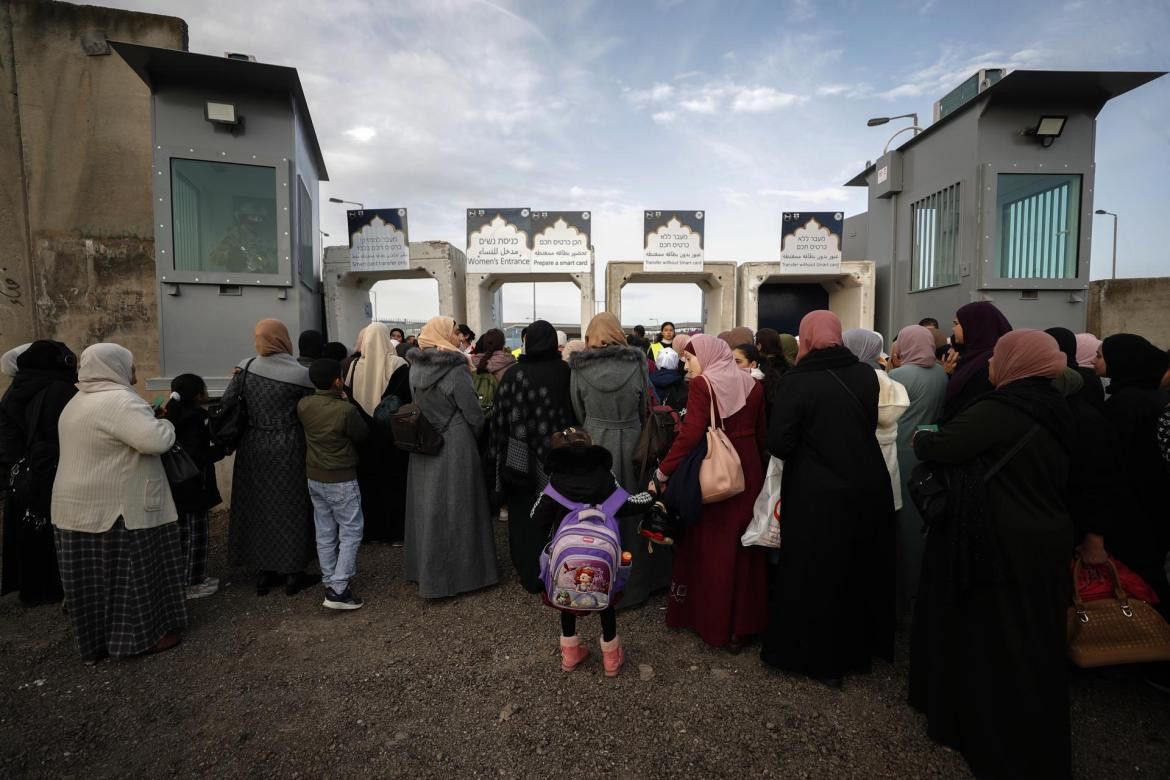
[104,0,1170,326]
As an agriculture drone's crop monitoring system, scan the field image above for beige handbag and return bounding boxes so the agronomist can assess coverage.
[699,377,744,504]
[1066,559,1170,668]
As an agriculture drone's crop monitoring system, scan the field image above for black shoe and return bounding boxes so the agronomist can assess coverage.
[1144,662,1170,695]
[284,572,317,596]
[256,571,279,596]
[323,587,364,610]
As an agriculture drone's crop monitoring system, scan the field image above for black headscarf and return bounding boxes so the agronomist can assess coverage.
[16,340,77,375]
[522,319,559,359]
[1043,327,1078,369]
[1102,333,1167,394]
[298,330,325,361]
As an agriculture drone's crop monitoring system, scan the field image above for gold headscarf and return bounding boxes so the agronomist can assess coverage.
[417,316,463,352]
[351,323,407,415]
[254,319,293,357]
[584,312,627,349]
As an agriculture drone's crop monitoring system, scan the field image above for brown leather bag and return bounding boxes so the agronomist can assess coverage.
[1066,558,1170,668]
[698,377,744,504]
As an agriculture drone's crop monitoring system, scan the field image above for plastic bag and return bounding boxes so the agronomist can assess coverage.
[742,456,782,548]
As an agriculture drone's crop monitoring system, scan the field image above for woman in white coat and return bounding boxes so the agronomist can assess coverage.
[843,329,909,510]
[52,344,187,662]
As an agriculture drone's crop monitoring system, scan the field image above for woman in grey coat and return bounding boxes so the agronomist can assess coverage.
[569,312,669,608]
[404,317,499,599]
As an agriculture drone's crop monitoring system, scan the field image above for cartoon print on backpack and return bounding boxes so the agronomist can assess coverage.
[552,558,613,609]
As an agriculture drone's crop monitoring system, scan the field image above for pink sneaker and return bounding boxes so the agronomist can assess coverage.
[601,635,625,677]
[560,635,590,672]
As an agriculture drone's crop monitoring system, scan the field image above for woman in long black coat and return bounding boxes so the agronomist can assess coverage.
[910,330,1073,778]
[941,301,1012,422]
[761,311,895,684]
[489,320,575,592]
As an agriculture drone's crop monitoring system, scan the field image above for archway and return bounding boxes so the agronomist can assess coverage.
[604,262,737,335]
[465,269,593,336]
[736,261,876,333]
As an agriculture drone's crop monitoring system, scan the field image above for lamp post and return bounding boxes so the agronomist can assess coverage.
[1094,209,1118,279]
[328,197,365,209]
[867,113,924,154]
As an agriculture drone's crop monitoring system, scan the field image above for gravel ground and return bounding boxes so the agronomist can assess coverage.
[1,510,1167,778]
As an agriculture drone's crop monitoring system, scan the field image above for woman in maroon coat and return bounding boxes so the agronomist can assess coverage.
[652,334,769,648]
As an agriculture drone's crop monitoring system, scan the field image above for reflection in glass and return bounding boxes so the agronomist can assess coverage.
[171,159,278,275]
[996,173,1081,279]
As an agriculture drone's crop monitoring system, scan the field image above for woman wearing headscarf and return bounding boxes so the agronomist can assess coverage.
[717,327,754,353]
[224,319,317,596]
[52,344,185,661]
[1,343,31,378]
[941,301,1012,422]
[761,311,895,684]
[652,335,768,648]
[404,316,499,598]
[1075,333,1101,371]
[297,329,325,368]
[570,312,668,608]
[490,320,575,592]
[345,323,408,543]
[1045,326,1105,411]
[561,339,586,363]
[754,328,791,376]
[844,329,910,516]
[910,330,1073,778]
[0,341,78,604]
[1095,333,1170,611]
[887,325,948,614]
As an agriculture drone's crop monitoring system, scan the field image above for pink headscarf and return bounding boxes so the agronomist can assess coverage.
[1075,333,1101,369]
[686,334,756,418]
[795,310,843,363]
[989,330,1067,388]
[671,333,691,354]
[894,325,937,369]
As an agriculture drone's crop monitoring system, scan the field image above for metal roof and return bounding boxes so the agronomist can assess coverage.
[845,69,1165,187]
[110,41,329,181]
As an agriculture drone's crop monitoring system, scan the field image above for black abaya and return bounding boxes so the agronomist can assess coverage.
[357,364,411,543]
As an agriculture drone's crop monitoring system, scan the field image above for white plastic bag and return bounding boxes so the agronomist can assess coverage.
[742,456,782,548]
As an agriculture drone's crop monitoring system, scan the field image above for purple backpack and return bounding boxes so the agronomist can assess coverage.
[539,485,631,613]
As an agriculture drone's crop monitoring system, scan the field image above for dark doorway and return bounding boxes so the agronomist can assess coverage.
[758,283,829,335]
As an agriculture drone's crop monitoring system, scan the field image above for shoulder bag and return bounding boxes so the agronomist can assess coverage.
[698,377,744,504]
[208,357,255,451]
[1067,558,1170,667]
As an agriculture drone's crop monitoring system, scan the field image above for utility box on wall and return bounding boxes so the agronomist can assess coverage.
[113,42,329,394]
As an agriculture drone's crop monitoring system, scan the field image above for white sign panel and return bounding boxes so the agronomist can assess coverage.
[348,209,409,272]
[780,212,843,274]
[466,209,533,273]
[531,211,592,272]
[643,211,704,272]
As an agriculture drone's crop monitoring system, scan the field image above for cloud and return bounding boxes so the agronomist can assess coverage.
[758,187,852,205]
[877,45,1049,100]
[628,81,804,117]
[344,125,377,143]
[651,110,677,125]
[815,84,849,97]
[680,94,719,114]
[731,86,800,112]
[627,82,675,105]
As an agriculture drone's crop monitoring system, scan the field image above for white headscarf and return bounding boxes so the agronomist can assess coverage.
[655,347,680,371]
[351,323,406,415]
[1,343,31,377]
[77,343,134,393]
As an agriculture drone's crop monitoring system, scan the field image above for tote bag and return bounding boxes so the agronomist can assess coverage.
[742,456,782,548]
[699,377,744,504]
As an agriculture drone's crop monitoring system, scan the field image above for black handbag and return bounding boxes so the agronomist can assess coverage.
[161,443,201,486]
[8,389,54,530]
[209,358,255,451]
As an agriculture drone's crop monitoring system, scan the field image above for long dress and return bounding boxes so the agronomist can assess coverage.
[224,365,315,574]
[355,363,412,543]
[910,382,1073,778]
[762,345,896,678]
[404,348,499,598]
[658,378,769,647]
[888,361,948,614]
[569,344,672,608]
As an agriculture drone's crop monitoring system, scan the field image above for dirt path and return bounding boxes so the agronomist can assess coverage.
[1,513,1167,777]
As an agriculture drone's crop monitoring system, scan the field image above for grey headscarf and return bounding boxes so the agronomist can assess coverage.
[77,343,135,393]
[1,343,31,377]
[842,328,885,370]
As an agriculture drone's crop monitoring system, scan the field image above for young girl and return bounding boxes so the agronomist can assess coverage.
[531,429,652,676]
[162,374,226,599]
[733,343,766,380]
[734,343,781,425]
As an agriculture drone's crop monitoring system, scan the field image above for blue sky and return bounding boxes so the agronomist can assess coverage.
[105,0,1170,326]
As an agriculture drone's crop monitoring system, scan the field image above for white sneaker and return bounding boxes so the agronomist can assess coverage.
[185,577,220,600]
[498,508,509,523]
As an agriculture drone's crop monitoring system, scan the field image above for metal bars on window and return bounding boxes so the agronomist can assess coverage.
[997,174,1079,279]
[910,183,960,291]
[172,169,200,271]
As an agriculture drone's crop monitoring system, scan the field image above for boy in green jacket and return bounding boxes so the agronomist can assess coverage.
[297,359,370,610]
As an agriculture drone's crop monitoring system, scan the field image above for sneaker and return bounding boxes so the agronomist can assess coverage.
[185,577,220,600]
[323,587,364,610]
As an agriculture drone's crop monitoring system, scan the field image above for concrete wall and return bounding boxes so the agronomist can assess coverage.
[605,262,737,334]
[1087,277,1170,348]
[0,0,186,390]
[736,262,876,332]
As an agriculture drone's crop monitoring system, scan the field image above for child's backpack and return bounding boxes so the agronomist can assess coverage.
[539,485,631,613]
[472,371,499,414]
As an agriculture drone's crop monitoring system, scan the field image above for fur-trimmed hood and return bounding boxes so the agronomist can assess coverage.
[569,344,646,393]
[407,347,472,390]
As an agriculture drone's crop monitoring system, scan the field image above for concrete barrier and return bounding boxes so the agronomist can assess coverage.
[465,267,593,336]
[736,261,876,332]
[605,261,737,334]
[1087,277,1170,348]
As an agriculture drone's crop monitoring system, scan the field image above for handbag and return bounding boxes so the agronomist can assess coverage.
[208,357,255,451]
[742,456,782,548]
[698,377,744,504]
[161,443,201,486]
[8,388,54,530]
[1067,558,1170,667]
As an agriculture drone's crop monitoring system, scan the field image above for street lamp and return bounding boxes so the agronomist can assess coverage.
[1094,209,1118,279]
[867,113,924,154]
[329,197,364,209]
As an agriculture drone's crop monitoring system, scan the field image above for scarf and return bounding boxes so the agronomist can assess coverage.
[688,334,755,418]
[562,339,586,363]
[524,320,560,357]
[796,310,843,363]
[417,316,462,352]
[1075,333,1101,369]
[947,301,1012,403]
[718,327,754,352]
[76,343,134,394]
[894,325,936,369]
[584,312,627,349]
[351,323,407,415]
[1043,327,1078,369]
[779,334,799,367]
[1102,333,1167,394]
[254,319,294,357]
[843,328,884,370]
[1,343,31,377]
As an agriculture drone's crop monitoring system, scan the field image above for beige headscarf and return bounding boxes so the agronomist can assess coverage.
[254,319,294,357]
[350,323,407,415]
[77,343,134,393]
[417,316,462,352]
[585,312,627,348]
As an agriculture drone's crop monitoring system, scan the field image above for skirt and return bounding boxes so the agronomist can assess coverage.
[54,519,188,662]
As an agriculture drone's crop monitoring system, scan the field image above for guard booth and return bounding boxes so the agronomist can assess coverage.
[605,262,737,334]
[113,42,328,394]
[736,261,877,333]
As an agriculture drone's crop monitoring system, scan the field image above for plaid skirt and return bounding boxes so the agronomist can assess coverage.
[54,518,188,662]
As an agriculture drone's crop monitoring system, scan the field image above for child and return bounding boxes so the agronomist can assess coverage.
[162,374,226,599]
[649,346,689,411]
[531,429,653,677]
[296,358,370,610]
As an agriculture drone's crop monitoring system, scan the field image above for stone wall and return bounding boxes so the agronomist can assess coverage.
[1087,277,1170,348]
[0,0,186,387]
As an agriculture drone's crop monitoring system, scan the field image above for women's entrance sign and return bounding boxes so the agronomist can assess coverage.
[347,209,409,272]
[780,212,843,273]
[466,209,592,273]
[644,210,704,271]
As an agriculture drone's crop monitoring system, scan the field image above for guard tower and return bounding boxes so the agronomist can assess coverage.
[113,42,328,394]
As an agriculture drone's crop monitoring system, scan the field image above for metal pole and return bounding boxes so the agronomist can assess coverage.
[1111,214,1118,280]
[532,282,537,321]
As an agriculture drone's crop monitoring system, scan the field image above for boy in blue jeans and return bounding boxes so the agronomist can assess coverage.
[296,359,369,610]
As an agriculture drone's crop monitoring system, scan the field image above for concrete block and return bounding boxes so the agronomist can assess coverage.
[605,262,737,334]
[465,268,594,335]
[1087,277,1170,348]
[736,261,876,332]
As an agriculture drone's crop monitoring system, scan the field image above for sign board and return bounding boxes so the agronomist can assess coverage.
[531,211,591,272]
[466,208,533,272]
[780,211,843,273]
[347,209,409,272]
[643,210,704,271]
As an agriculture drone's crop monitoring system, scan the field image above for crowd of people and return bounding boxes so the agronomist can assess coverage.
[1,303,1168,778]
